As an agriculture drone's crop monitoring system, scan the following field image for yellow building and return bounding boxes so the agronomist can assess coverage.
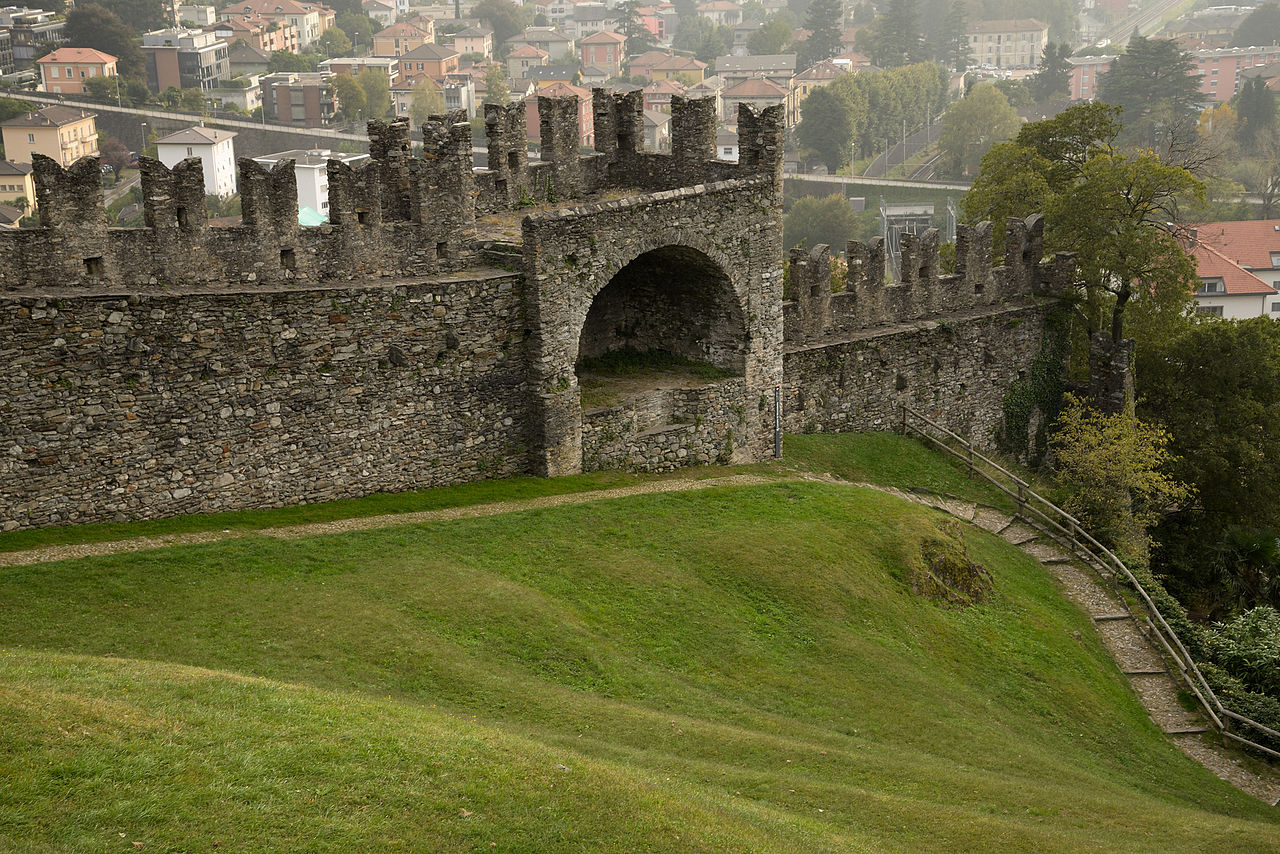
[0,160,35,215]
[0,106,100,168]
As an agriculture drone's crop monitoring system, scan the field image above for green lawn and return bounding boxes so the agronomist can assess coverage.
[2,438,1277,850]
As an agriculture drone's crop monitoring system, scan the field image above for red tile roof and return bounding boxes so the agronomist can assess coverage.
[38,47,117,64]
[1192,219,1280,270]
[1188,238,1278,295]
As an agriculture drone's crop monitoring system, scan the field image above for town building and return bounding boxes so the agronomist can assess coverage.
[362,0,396,27]
[508,27,574,60]
[0,30,13,76]
[37,47,117,96]
[319,55,398,83]
[721,76,789,125]
[252,148,368,220]
[1069,45,1280,103]
[208,73,262,112]
[1185,237,1280,318]
[0,106,98,168]
[142,28,231,93]
[643,107,670,151]
[714,53,795,88]
[507,43,549,79]
[259,70,339,126]
[578,30,625,76]
[155,125,238,197]
[177,4,218,25]
[453,25,493,58]
[227,42,272,75]
[0,7,64,67]
[397,43,459,83]
[697,0,741,27]
[0,159,33,215]
[966,18,1048,69]
[372,21,431,56]
[629,50,707,82]
[563,5,618,40]
[524,81,593,145]
[216,0,329,47]
[210,14,301,53]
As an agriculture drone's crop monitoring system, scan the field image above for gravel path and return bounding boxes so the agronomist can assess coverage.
[0,474,776,568]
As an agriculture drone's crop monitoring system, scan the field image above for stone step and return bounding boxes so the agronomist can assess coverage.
[972,507,1014,534]
[1000,522,1041,545]
[1093,613,1132,622]
[1123,668,1167,676]
[1164,727,1209,735]
[1019,541,1072,563]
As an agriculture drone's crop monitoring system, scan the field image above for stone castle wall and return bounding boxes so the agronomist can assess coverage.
[0,88,1068,530]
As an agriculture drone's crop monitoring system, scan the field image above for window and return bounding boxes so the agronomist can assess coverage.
[64,67,71,77]
[1272,301,1280,312]
[27,133,34,143]
[1269,251,1280,267]
[49,65,57,77]
[1196,305,1225,316]
[187,147,193,155]
[1198,278,1226,294]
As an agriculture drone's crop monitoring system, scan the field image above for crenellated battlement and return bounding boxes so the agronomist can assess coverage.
[784,214,1075,344]
[0,93,783,294]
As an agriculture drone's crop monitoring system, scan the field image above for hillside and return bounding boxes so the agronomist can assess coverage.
[1,437,1278,851]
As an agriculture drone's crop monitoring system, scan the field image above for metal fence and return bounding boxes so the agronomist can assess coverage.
[900,405,1280,767]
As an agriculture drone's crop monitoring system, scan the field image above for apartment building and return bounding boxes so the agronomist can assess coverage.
[37,47,117,95]
[0,106,98,168]
[142,28,231,93]
[966,18,1048,69]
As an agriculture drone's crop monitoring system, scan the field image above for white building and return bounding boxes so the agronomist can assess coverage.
[155,125,237,198]
[251,148,369,222]
[1187,221,1280,319]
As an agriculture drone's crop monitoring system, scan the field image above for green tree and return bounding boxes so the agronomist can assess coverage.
[0,97,34,124]
[409,76,444,126]
[336,11,375,52]
[783,194,859,251]
[268,51,320,73]
[98,132,130,177]
[483,63,511,105]
[858,0,922,68]
[1097,36,1200,147]
[965,103,1202,352]
[796,84,859,171]
[747,19,792,56]
[937,0,971,71]
[1231,3,1280,47]
[356,67,390,117]
[798,0,842,68]
[1031,42,1071,101]
[315,26,353,58]
[1051,394,1191,562]
[180,88,207,112]
[472,0,527,47]
[100,0,164,32]
[332,74,366,122]
[83,74,119,102]
[1142,319,1280,611]
[64,4,145,80]
[1235,76,1277,147]
[992,78,1033,110]
[617,0,655,56]
[937,82,1020,176]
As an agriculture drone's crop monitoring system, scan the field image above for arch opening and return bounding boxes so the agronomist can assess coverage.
[575,245,751,472]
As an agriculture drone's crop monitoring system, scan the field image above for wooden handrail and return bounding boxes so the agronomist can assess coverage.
[900,405,1279,767]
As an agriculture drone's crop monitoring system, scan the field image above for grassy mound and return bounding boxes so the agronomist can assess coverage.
[2,472,1278,851]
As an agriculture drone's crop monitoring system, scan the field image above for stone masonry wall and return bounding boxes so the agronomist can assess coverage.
[581,379,748,472]
[782,305,1046,445]
[0,274,526,529]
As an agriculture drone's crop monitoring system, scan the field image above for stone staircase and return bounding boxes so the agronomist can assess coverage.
[816,476,1280,805]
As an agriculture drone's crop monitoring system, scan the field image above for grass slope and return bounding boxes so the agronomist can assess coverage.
[0,437,1277,850]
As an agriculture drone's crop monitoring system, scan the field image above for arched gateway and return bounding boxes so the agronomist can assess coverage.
[522,179,784,477]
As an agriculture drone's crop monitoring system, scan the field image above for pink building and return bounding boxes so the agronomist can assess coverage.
[1070,45,1280,103]
[525,82,594,146]
[1193,46,1280,102]
[1068,55,1114,101]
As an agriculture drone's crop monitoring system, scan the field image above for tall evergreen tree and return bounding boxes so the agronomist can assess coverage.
[1097,36,1199,147]
[617,0,655,57]
[1236,76,1277,146]
[860,0,921,68]
[938,0,971,72]
[1031,42,1071,101]
[798,0,843,68]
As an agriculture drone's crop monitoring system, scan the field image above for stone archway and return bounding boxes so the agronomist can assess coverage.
[574,246,751,472]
